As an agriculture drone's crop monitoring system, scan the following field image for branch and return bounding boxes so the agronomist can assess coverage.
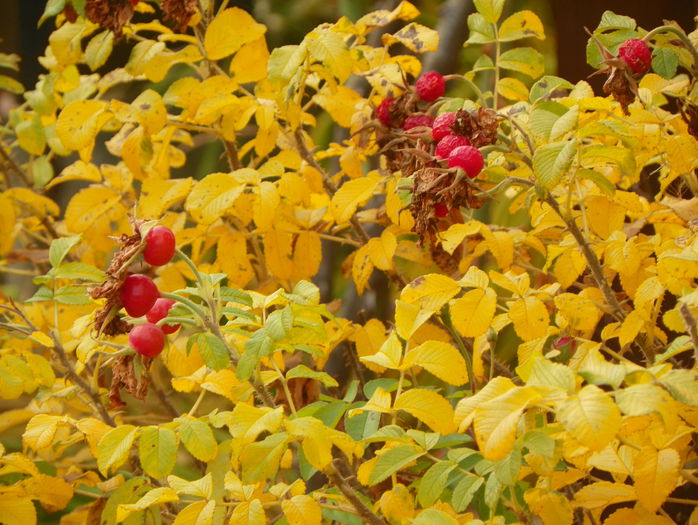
[679,303,698,365]
[544,195,627,322]
[326,460,388,525]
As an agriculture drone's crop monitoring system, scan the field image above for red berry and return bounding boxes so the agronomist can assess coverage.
[434,203,449,218]
[144,226,176,266]
[431,112,456,141]
[129,322,165,358]
[146,298,180,334]
[403,114,434,131]
[376,98,395,126]
[435,134,470,159]
[120,274,159,317]
[618,39,651,74]
[448,145,484,179]
[415,71,445,102]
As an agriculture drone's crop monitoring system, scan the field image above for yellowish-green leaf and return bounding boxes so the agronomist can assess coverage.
[281,495,322,525]
[204,7,266,60]
[474,386,541,460]
[496,77,529,102]
[16,117,46,156]
[532,138,577,188]
[498,47,545,79]
[229,499,266,525]
[185,172,245,225]
[403,341,468,386]
[116,487,179,523]
[394,300,434,341]
[84,30,114,71]
[23,414,65,451]
[179,420,218,462]
[307,30,352,83]
[451,287,497,338]
[172,500,216,525]
[526,358,575,393]
[499,10,545,42]
[167,473,213,500]
[473,0,505,23]
[360,331,403,370]
[139,426,177,479]
[557,385,621,451]
[394,388,455,434]
[331,175,379,223]
[98,425,138,475]
[508,296,550,342]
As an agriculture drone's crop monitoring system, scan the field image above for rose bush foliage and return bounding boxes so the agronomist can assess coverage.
[0,1,697,524]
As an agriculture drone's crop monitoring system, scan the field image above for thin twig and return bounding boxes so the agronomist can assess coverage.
[679,303,698,365]
[326,460,387,525]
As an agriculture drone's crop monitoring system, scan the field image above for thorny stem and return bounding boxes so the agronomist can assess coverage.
[223,140,242,170]
[326,460,388,525]
[679,303,698,365]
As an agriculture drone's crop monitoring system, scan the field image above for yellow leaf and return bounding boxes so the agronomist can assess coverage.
[459,266,490,289]
[331,175,379,223]
[252,181,279,232]
[394,300,433,341]
[172,500,216,525]
[5,187,60,218]
[554,289,603,333]
[366,230,397,270]
[382,23,439,53]
[56,100,111,152]
[403,341,468,386]
[22,474,73,512]
[351,319,388,373]
[633,446,680,513]
[585,195,626,240]
[22,414,65,451]
[281,495,322,525]
[76,417,112,458]
[116,487,179,522]
[46,160,101,190]
[573,481,635,509]
[98,425,138,475]
[139,177,192,219]
[508,296,550,342]
[484,229,514,270]
[307,30,353,83]
[617,309,646,347]
[185,172,245,225]
[451,288,497,338]
[264,228,294,280]
[496,77,529,102]
[352,244,374,295]
[360,331,402,370]
[0,494,36,525]
[28,331,53,348]
[554,246,586,289]
[454,376,515,432]
[379,483,416,523]
[499,10,545,41]
[438,221,482,255]
[229,499,266,525]
[0,409,33,434]
[602,508,675,525]
[64,187,124,234]
[401,274,461,312]
[230,36,269,83]
[524,488,573,525]
[558,385,621,451]
[356,2,420,33]
[167,473,214,499]
[204,8,266,60]
[394,388,456,434]
[291,231,322,281]
[217,231,254,288]
[0,194,16,254]
[474,386,541,460]
[634,276,665,311]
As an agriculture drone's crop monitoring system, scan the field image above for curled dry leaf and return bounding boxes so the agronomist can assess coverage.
[161,0,198,32]
[85,0,135,36]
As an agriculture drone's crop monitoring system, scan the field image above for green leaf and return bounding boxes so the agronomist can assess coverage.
[581,144,635,177]
[39,0,65,26]
[368,444,424,485]
[54,286,93,305]
[473,0,505,24]
[652,48,679,79]
[85,31,114,71]
[286,365,338,388]
[530,101,568,138]
[32,155,54,188]
[240,432,289,483]
[484,472,503,511]
[101,478,150,525]
[54,262,106,282]
[26,286,53,302]
[198,333,230,371]
[466,13,496,44]
[493,448,521,485]
[451,473,483,512]
[179,419,218,462]
[139,427,177,479]
[16,116,46,155]
[98,425,139,475]
[577,168,615,196]
[345,408,380,441]
[413,509,458,525]
[586,29,638,68]
[220,287,253,306]
[596,10,637,31]
[530,76,574,103]
[49,235,81,267]
[533,138,578,189]
[498,47,545,79]
[417,461,457,507]
[523,430,556,457]
[654,336,692,364]
[266,306,293,340]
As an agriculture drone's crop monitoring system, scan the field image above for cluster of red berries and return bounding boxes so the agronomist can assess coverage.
[120,226,178,358]
[375,71,485,181]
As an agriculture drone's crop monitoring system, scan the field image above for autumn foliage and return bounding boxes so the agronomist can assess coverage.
[1,1,698,524]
